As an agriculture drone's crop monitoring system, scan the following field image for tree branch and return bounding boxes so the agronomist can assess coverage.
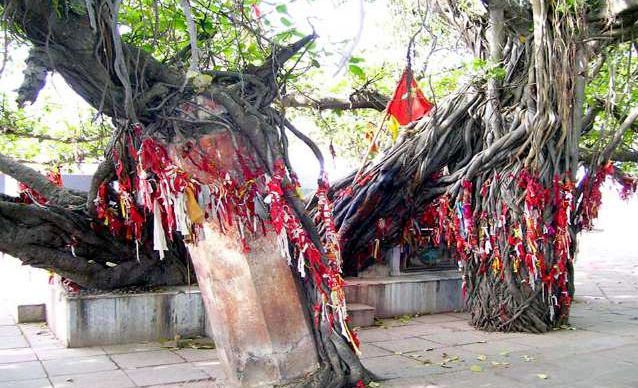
[3,0,183,122]
[281,90,388,111]
[0,153,85,206]
[0,200,193,289]
[582,146,638,163]
[0,126,107,143]
[16,47,49,107]
[600,104,638,163]
[250,34,317,80]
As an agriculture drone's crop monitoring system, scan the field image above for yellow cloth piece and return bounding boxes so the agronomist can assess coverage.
[295,186,305,200]
[185,187,205,224]
[388,115,400,141]
[120,198,127,218]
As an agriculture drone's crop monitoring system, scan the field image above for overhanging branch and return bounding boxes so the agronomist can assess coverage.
[0,199,193,289]
[600,105,638,163]
[281,90,388,111]
[0,153,85,207]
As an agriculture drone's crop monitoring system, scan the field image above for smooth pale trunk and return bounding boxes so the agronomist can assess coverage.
[188,222,320,386]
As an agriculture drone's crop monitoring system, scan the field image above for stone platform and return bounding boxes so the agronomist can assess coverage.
[344,270,464,321]
[47,282,211,348]
[45,270,463,347]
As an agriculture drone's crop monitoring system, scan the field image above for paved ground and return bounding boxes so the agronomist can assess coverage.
[1,190,637,387]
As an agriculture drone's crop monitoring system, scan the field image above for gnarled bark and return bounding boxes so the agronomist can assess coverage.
[314,0,638,334]
[0,199,194,289]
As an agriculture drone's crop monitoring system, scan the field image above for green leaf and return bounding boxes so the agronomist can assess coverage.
[280,17,293,27]
[471,58,487,71]
[349,64,365,79]
[275,4,288,14]
[470,364,483,372]
[349,56,365,64]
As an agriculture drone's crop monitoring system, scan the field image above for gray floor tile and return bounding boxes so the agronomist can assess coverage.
[362,354,446,379]
[0,378,52,388]
[50,370,135,388]
[0,348,37,364]
[102,342,164,355]
[42,356,117,376]
[0,326,22,337]
[373,337,443,354]
[173,348,219,362]
[0,315,14,326]
[111,350,185,369]
[125,363,211,386]
[359,343,394,359]
[34,347,105,361]
[0,361,46,382]
[0,336,28,350]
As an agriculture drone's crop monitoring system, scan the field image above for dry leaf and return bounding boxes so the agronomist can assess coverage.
[443,355,460,363]
[470,364,483,372]
[537,374,548,379]
[477,354,487,361]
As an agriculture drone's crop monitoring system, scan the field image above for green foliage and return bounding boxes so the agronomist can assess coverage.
[0,92,110,167]
[470,59,506,81]
[584,42,638,172]
[0,0,635,174]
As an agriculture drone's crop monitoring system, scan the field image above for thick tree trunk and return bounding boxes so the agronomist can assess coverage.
[189,224,320,386]
[321,0,632,333]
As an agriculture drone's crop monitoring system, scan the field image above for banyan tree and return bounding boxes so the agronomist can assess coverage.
[0,0,637,386]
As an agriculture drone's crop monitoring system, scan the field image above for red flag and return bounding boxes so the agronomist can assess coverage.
[386,69,433,125]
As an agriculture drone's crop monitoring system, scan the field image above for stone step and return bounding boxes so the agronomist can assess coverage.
[347,303,375,327]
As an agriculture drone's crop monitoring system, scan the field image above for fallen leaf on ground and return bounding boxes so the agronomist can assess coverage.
[470,365,483,372]
[537,374,548,379]
[443,355,460,363]
[476,354,487,361]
